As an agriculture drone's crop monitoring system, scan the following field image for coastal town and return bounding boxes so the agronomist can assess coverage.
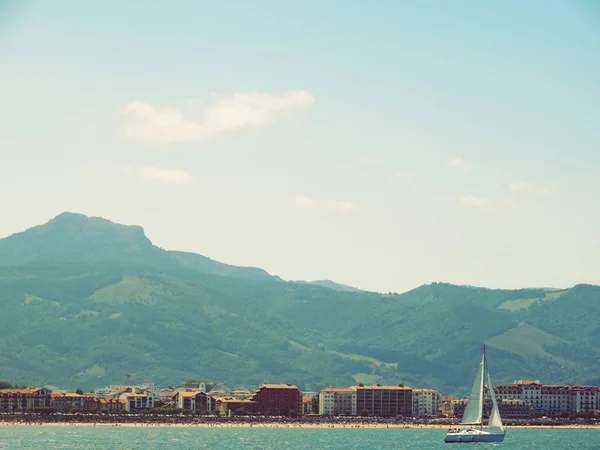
[1,378,598,421]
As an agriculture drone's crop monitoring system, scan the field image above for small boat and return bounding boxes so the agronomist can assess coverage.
[444,344,505,443]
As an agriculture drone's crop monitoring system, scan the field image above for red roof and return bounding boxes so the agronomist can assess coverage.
[321,387,355,393]
[257,383,298,390]
[0,388,46,394]
[353,384,411,390]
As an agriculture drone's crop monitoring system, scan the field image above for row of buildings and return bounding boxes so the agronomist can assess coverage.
[494,380,599,414]
[320,380,600,418]
[2,379,599,418]
[0,383,304,417]
[319,384,438,417]
[0,388,126,413]
[441,380,600,418]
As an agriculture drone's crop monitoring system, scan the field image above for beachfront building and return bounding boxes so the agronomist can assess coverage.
[158,388,176,402]
[494,380,542,410]
[540,385,570,413]
[412,388,440,417]
[302,391,317,415]
[319,387,357,416]
[94,382,160,399]
[51,393,97,412]
[568,386,599,415]
[354,384,413,417]
[229,387,252,399]
[117,387,155,412]
[317,384,413,417]
[172,390,213,413]
[213,396,257,416]
[251,383,303,417]
[520,380,543,410]
[96,397,125,413]
[498,399,531,418]
[439,396,466,418]
[494,380,599,415]
[0,387,52,412]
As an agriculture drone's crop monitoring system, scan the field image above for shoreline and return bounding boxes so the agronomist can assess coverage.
[1,421,599,429]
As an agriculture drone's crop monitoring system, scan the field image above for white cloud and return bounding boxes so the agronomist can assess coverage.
[138,166,192,183]
[447,157,473,172]
[120,90,315,145]
[508,182,554,195]
[292,194,357,214]
[458,195,514,211]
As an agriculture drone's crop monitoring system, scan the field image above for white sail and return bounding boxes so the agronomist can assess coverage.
[444,345,505,443]
[460,349,485,425]
[487,372,504,431]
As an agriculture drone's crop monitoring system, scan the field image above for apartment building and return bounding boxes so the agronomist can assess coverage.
[540,385,570,413]
[412,388,440,417]
[568,386,599,414]
[439,396,466,418]
[213,397,257,416]
[354,384,413,417]
[94,383,160,398]
[0,388,51,412]
[494,380,599,415]
[319,387,356,416]
[302,396,314,415]
[116,387,155,412]
[96,397,125,412]
[172,390,213,413]
[51,393,97,412]
[498,399,532,418]
[251,383,303,416]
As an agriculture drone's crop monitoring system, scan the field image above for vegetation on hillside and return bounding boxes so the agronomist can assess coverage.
[0,213,598,395]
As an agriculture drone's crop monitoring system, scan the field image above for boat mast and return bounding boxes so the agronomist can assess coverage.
[460,343,487,427]
[480,344,486,429]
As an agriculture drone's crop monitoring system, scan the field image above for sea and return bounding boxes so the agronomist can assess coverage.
[0,426,599,449]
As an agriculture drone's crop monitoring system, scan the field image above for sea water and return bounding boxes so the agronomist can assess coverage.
[0,426,598,449]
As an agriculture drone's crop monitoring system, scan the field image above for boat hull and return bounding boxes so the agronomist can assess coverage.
[444,430,505,443]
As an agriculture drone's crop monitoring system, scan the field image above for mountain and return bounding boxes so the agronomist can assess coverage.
[0,213,599,395]
[0,212,273,281]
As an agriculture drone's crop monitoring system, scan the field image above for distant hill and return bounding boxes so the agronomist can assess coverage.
[0,213,599,395]
[293,279,365,292]
[0,212,273,282]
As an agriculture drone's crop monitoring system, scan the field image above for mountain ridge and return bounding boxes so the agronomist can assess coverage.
[0,212,275,282]
[0,212,598,395]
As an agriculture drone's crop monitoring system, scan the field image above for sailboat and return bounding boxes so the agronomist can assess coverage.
[444,344,505,443]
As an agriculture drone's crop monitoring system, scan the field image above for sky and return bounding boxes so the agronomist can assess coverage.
[1,0,600,293]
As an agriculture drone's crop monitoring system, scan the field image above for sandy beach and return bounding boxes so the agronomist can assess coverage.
[1,420,599,429]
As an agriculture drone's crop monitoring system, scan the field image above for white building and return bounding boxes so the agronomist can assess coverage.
[412,388,440,417]
[319,388,356,416]
[540,385,569,413]
[172,390,213,413]
[494,380,599,415]
[494,380,542,409]
[117,387,155,412]
[94,383,160,399]
[93,386,116,398]
[141,383,160,397]
[568,386,599,414]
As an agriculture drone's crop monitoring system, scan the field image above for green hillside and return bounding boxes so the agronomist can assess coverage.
[0,213,599,395]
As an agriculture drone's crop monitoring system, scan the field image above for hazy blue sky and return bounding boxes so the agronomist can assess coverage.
[1,0,599,292]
